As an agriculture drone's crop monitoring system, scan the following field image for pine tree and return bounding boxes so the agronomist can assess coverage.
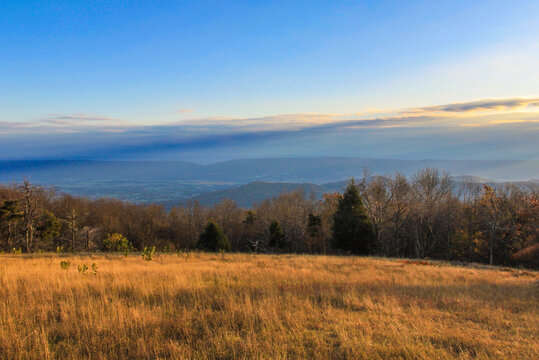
[332,179,375,254]
[269,220,287,249]
[308,214,322,238]
[0,200,23,249]
[38,210,61,246]
[198,220,231,252]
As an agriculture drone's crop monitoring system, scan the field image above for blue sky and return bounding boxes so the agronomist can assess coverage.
[0,0,538,161]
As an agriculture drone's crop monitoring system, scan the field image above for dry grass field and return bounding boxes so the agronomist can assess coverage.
[0,253,537,360]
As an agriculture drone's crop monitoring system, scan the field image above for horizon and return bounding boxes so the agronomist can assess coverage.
[2,157,538,184]
[2,155,539,164]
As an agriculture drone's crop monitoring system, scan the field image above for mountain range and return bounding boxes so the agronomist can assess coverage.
[1,158,537,205]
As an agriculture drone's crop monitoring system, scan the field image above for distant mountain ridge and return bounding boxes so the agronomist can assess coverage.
[1,158,538,183]
[177,177,537,208]
[177,181,347,208]
[0,158,537,204]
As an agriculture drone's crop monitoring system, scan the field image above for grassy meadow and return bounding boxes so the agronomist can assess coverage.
[0,253,537,360]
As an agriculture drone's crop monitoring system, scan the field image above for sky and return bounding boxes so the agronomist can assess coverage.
[0,0,538,162]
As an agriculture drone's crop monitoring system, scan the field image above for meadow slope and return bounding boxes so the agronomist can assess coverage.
[0,253,537,359]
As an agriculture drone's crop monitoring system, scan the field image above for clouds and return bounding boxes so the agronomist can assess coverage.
[40,113,124,125]
[0,113,128,134]
[0,97,538,160]
[408,98,539,113]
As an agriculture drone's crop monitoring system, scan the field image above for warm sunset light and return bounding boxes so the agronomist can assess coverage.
[1,1,537,359]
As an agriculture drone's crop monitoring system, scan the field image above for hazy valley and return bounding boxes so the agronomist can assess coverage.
[1,158,537,206]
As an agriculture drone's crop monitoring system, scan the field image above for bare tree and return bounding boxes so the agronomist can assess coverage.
[458,177,482,261]
[388,173,411,257]
[411,168,452,258]
[66,208,78,251]
[359,171,395,254]
[19,179,40,252]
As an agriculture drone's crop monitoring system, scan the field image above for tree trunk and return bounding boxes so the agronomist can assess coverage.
[489,227,495,265]
[72,228,75,251]
[489,213,497,265]
[7,221,12,249]
[25,229,29,252]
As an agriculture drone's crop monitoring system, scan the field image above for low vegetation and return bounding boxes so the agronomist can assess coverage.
[0,253,537,359]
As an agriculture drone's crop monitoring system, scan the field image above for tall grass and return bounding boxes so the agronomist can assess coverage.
[0,253,537,359]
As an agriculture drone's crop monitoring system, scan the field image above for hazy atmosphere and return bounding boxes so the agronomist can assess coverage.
[1,1,538,161]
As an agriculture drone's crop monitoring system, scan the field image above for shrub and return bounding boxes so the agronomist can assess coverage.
[77,263,98,275]
[60,261,71,270]
[91,263,98,275]
[103,233,133,256]
[142,246,155,261]
[78,264,89,274]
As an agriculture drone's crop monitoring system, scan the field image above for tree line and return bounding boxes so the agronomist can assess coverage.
[0,169,537,268]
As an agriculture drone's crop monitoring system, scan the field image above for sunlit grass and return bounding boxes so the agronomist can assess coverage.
[0,253,537,359]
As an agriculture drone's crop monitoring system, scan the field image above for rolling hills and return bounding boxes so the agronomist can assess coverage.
[1,158,537,204]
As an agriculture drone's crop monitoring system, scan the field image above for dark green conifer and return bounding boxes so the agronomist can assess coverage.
[269,220,287,249]
[198,220,231,252]
[332,179,375,254]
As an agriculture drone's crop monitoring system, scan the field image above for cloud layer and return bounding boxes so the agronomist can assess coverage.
[408,98,539,113]
[1,97,538,161]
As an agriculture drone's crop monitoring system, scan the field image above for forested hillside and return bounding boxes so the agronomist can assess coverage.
[1,169,537,268]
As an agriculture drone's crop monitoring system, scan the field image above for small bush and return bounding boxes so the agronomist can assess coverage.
[103,233,133,256]
[60,261,71,270]
[91,263,98,275]
[142,246,155,261]
[78,264,89,274]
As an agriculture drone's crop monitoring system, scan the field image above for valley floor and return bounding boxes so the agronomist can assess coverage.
[0,253,537,359]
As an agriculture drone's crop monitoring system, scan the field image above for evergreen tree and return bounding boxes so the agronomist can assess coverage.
[0,200,23,249]
[332,179,375,254]
[198,220,231,252]
[308,214,322,238]
[269,220,287,249]
[38,210,61,246]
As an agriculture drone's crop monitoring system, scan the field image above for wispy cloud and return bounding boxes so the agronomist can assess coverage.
[176,113,348,129]
[1,97,537,160]
[40,113,124,124]
[2,97,538,136]
[0,113,129,134]
[406,98,539,114]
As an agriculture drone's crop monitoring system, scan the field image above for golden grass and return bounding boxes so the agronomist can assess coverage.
[0,253,537,360]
